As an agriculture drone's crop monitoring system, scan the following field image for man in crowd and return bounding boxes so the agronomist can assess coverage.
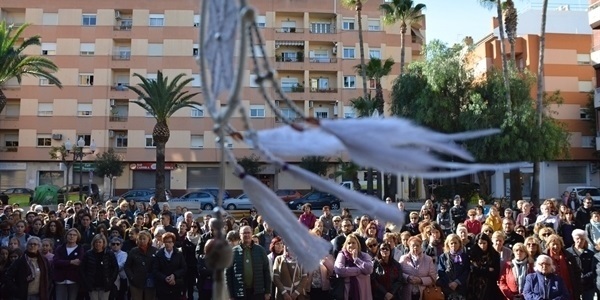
[331,218,366,257]
[255,221,277,253]
[576,197,594,229]
[502,217,524,249]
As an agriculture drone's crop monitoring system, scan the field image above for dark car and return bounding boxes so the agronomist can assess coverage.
[111,189,172,203]
[57,184,101,203]
[287,191,340,211]
[275,189,303,202]
[3,188,34,196]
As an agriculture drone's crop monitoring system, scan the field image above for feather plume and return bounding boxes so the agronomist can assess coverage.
[242,174,331,271]
[250,126,345,157]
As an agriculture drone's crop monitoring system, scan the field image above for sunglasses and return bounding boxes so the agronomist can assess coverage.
[380,248,390,252]
[368,244,378,247]
[111,243,121,246]
[191,225,198,228]
[541,233,551,237]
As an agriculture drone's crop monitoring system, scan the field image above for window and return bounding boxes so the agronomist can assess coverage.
[78,74,94,86]
[256,15,266,28]
[342,18,355,30]
[191,104,204,117]
[369,48,381,59]
[149,14,164,27]
[37,103,53,116]
[191,74,201,87]
[311,23,332,33]
[580,108,591,119]
[343,47,355,59]
[343,106,356,118]
[148,43,163,56]
[145,135,156,147]
[42,13,58,25]
[191,135,204,148]
[37,134,52,147]
[579,81,593,92]
[193,14,201,27]
[41,43,56,56]
[193,44,199,56]
[250,105,265,118]
[146,73,158,82]
[582,136,594,148]
[314,108,329,119]
[115,133,128,148]
[368,19,381,31]
[82,14,97,26]
[280,108,298,119]
[76,135,92,146]
[80,43,95,56]
[77,103,93,116]
[557,166,586,184]
[577,54,591,65]
[39,78,52,86]
[343,76,356,88]
[249,74,259,88]
[5,134,18,147]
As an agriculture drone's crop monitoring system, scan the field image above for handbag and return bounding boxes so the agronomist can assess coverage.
[422,285,445,300]
[328,275,344,300]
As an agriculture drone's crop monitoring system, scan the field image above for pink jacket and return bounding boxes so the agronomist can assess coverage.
[399,253,437,300]
[299,213,317,229]
[334,251,374,300]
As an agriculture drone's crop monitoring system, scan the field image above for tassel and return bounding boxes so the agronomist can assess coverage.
[242,174,331,271]
[250,126,345,158]
[285,164,405,228]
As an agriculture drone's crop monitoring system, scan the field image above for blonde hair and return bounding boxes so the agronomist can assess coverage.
[343,233,362,253]
[444,234,462,253]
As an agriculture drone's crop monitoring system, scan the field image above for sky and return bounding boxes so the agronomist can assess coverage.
[420,0,588,45]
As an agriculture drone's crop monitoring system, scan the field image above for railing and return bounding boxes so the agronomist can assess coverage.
[310,88,338,93]
[113,25,132,31]
[110,147,127,153]
[0,147,18,152]
[112,53,131,60]
[309,58,337,63]
[309,29,336,34]
[109,116,128,122]
[275,56,304,62]
[1,84,20,90]
[281,87,305,93]
[275,28,305,33]
[111,85,128,91]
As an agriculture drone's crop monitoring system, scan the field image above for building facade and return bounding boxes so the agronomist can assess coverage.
[0,0,424,197]
[471,7,598,199]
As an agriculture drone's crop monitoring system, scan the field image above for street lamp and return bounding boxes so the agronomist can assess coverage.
[65,137,96,202]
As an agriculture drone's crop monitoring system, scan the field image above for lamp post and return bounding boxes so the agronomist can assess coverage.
[65,137,96,202]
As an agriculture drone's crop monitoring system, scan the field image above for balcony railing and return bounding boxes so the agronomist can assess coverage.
[114,24,132,31]
[309,58,337,63]
[275,28,304,33]
[109,115,128,122]
[0,146,18,152]
[111,84,129,91]
[112,52,131,60]
[309,28,336,34]
[281,87,305,93]
[275,56,304,62]
[310,88,338,93]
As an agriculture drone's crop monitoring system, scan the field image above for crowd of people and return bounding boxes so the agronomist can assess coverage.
[0,191,597,300]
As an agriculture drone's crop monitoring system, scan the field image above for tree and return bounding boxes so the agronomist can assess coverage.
[334,158,361,191]
[237,154,264,177]
[0,22,62,113]
[126,71,201,202]
[49,145,70,185]
[354,57,395,114]
[341,0,370,113]
[95,148,124,198]
[379,0,426,76]
[350,94,378,117]
[503,0,518,63]
[298,156,330,177]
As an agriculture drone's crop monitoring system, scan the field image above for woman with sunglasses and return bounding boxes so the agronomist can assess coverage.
[557,208,576,248]
[400,236,436,300]
[371,243,403,300]
[183,221,201,300]
[365,238,379,259]
[523,236,542,261]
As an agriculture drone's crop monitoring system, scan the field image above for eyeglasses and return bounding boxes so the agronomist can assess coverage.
[191,225,198,228]
[526,243,538,246]
[380,248,390,252]
[333,220,341,223]
[368,227,377,230]
[368,244,378,248]
[541,233,551,237]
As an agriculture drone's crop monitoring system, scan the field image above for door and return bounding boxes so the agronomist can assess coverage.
[281,78,299,93]
[281,21,296,32]
[310,78,329,92]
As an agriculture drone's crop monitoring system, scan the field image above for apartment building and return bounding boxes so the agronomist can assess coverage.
[471,7,597,199]
[0,0,425,196]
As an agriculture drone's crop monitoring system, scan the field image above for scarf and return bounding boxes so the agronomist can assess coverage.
[449,249,463,263]
[342,250,361,300]
[511,259,528,293]
[186,232,200,245]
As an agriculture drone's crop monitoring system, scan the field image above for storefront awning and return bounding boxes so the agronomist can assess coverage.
[275,40,305,47]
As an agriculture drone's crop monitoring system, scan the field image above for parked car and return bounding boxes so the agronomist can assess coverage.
[191,188,231,200]
[3,188,34,196]
[110,189,172,203]
[565,186,600,207]
[169,191,216,211]
[222,194,253,210]
[275,189,303,202]
[57,184,101,204]
[287,191,340,211]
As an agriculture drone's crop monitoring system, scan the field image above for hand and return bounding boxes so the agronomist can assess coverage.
[384,292,394,300]
[449,282,458,290]
[70,259,81,266]
[351,249,358,259]
[283,293,292,300]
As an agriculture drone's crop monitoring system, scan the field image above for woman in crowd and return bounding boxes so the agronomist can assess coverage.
[53,228,85,300]
[558,208,576,248]
[523,254,570,299]
[152,226,165,249]
[11,220,29,250]
[535,203,560,231]
[122,227,139,252]
[423,223,444,265]
[543,233,581,299]
[365,221,381,243]
[567,229,596,300]
[481,224,494,237]
[334,233,374,300]
[400,236,436,300]
[175,221,188,248]
[371,242,402,299]
[3,236,51,300]
[82,234,118,300]
[110,237,128,300]
[437,234,470,300]
[465,209,482,235]
[273,244,309,300]
[365,238,379,259]
[183,220,201,300]
[455,224,473,254]
[485,206,502,232]
[125,230,158,300]
[41,219,65,247]
[29,217,44,237]
[536,226,555,250]
[515,202,536,234]
[307,239,335,299]
[153,232,187,300]
[491,231,512,265]
[41,238,55,263]
[467,233,501,299]
[354,215,370,238]
[498,243,534,300]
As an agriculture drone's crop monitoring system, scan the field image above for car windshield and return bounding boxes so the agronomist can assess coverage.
[583,188,600,197]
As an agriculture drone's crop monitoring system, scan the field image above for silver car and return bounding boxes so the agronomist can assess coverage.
[222,194,253,210]
[168,191,216,212]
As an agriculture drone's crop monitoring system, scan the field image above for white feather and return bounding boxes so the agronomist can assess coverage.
[250,126,345,157]
[242,174,331,271]
[285,165,404,228]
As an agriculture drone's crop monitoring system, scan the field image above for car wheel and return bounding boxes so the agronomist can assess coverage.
[330,202,340,210]
[226,204,236,210]
[203,203,214,210]
[296,203,303,210]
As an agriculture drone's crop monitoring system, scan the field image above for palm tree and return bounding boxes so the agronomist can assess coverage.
[503,0,518,63]
[350,94,377,117]
[341,0,370,108]
[0,21,62,113]
[379,0,425,76]
[354,57,395,114]
[126,71,200,202]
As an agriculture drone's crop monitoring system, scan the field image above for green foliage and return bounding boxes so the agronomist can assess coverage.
[354,57,394,114]
[94,148,124,179]
[299,156,330,177]
[49,144,67,160]
[237,154,264,177]
[380,0,426,29]
[334,158,361,191]
[350,94,378,117]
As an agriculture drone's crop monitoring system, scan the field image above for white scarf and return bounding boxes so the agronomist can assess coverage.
[511,259,528,293]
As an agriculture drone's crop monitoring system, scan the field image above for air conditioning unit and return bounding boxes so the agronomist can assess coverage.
[52,134,62,140]
[109,130,115,138]
[115,11,121,19]
[275,100,281,106]
[110,99,116,106]
[332,47,337,55]
[308,100,314,108]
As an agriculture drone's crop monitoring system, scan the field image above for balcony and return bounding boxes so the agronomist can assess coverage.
[274,28,306,40]
[112,51,131,60]
[274,56,305,71]
[308,26,337,42]
[276,87,306,100]
[592,45,600,66]
[109,115,128,122]
[310,88,339,101]
[590,1,600,28]
[0,146,18,152]
[308,58,339,71]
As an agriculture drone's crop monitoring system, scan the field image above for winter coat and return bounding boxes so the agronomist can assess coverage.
[399,253,437,300]
[3,253,51,300]
[498,259,534,300]
[371,258,403,300]
[82,249,118,291]
[52,244,84,283]
[226,243,272,298]
[523,272,569,300]
[124,246,158,289]
[153,247,187,298]
[334,251,374,300]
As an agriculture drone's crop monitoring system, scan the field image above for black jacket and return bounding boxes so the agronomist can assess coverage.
[331,233,366,258]
[503,231,525,250]
[82,249,118,291]
[153,247,187,297]
[566,246,596,291]
[575,206,592,229]
[124,246,158,289]
[195,231,214,258]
